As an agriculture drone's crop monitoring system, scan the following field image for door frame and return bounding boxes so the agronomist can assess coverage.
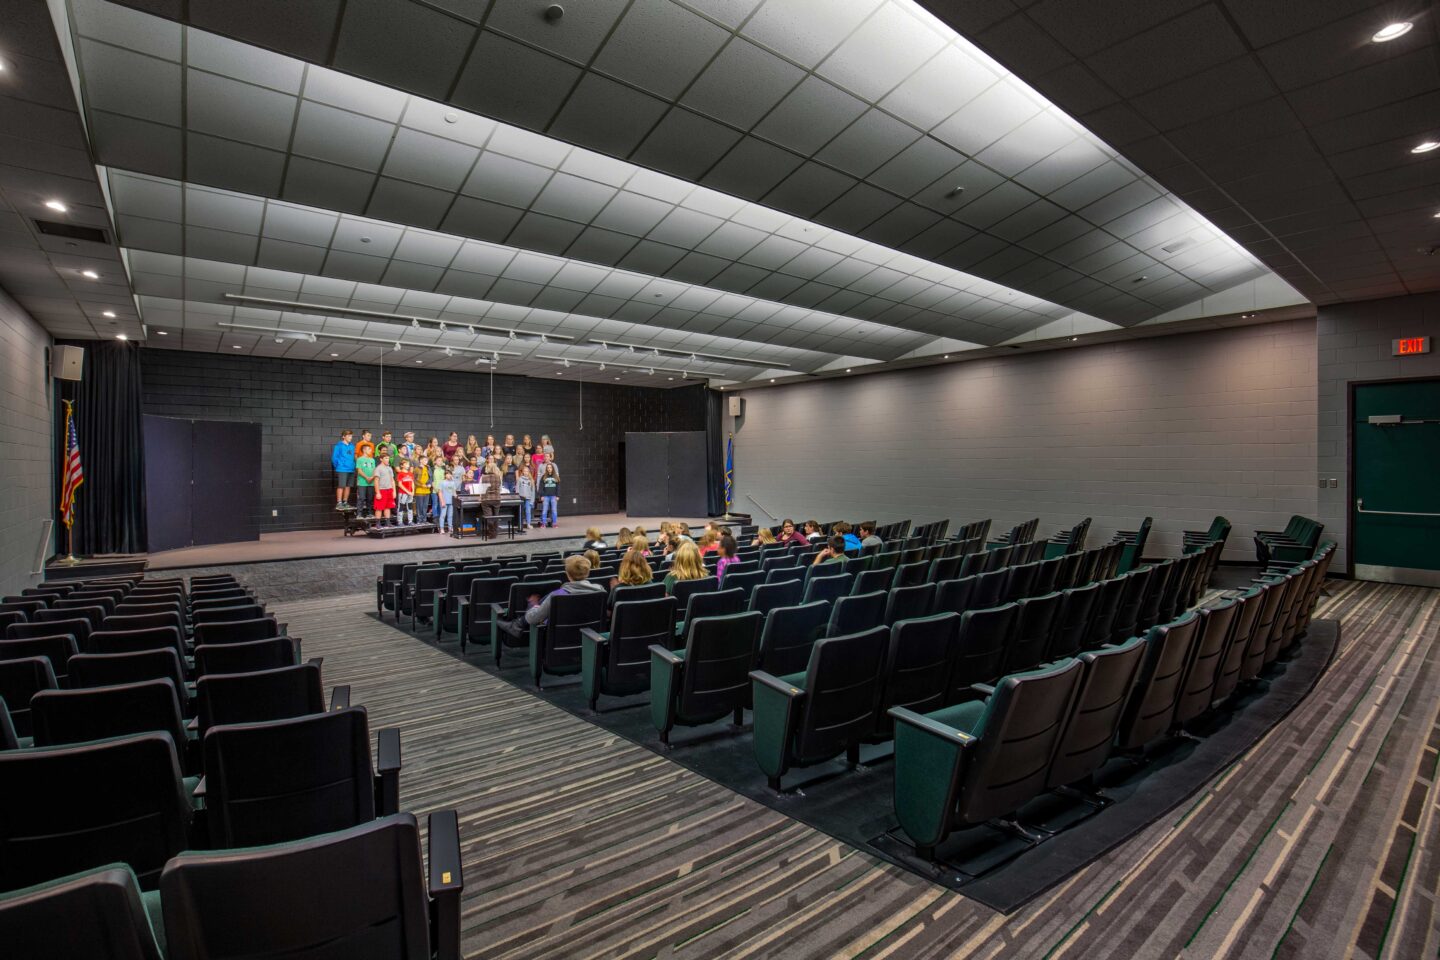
[1346,374,1440,581]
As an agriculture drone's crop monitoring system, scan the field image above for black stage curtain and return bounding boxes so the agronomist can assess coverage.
[705,388,724,516]
[59,340,148,555]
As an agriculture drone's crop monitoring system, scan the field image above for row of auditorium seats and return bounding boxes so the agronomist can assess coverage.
[0,572,464,959]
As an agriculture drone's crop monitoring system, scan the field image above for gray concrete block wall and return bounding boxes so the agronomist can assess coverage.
[0,289,54,596]
[139,349,706,535]
[726,319,1318,562]
[1316,292,1440,572]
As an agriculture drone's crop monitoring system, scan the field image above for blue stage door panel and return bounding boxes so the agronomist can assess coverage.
[143,415,192,552]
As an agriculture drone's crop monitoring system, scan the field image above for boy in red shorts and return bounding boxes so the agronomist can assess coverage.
[372,451,396,526]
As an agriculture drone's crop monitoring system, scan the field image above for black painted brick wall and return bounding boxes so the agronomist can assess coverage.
[139,349,707,533]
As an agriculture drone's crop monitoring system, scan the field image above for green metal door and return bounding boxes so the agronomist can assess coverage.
[1352,380,1440,586]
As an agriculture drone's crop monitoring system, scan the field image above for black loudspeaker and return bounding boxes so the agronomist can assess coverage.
[51,345,84,381]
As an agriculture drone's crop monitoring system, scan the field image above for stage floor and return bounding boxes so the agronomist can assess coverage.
[145,512,712,569]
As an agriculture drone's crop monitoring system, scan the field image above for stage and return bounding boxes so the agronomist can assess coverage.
[144,512,713,570]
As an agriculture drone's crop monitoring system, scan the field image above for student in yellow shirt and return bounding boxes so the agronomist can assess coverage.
[415,458,432,523]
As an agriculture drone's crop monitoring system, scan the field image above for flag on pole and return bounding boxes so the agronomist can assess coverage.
[724,433,734,513]
[60,400,84,529]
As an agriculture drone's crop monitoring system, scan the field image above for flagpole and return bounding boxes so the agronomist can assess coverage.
[59,398,81,565]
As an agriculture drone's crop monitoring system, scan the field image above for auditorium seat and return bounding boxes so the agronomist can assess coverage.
[191,616,281,647]
[871,613,958,741]
[1184,516,1231,555]
[1209,586,1264,704]
[969,568,1009,609]
[193,637,301,677]
[1,598,48,617]
[1045,637,1145,794]
[1110,567,1154,643]
[1003,561,1042,603]
[1084,576,1127,650]
[1004,592,1064,674]
[103,612,187,638]
[455,576,518,653]
[958,552,988,578]
[0,731,193,890]
[0,657,57,739]
[750,626,888,791]
[933,576,977,618]
[928,555,962,584]
[1114,613,1202,752]
[803,573,852,605]
[1047,582,1101,660]
[160,812,462,960]
[892,561,929,590]
[826,590,886,637]
[0,635,78,685]
[195,663,335,734]
[190,604,267,627]
[30,680,189,761]
[70,650,188,699]
[753,602,829,680]
[718,568,765,601]
[883,582,935,626]
[581,596,676,711]
[376,563,407,616]
[946,604,1019,702]
[890,658,1083,860]
[430,570,487,639]
[90,627,188,663]
[1111,517,1153,574]
[407,566,455,631]
[1239,579,1289,683]
[676,587,746,640]
[761,565,804,587]
[492,579,564,665]
[528,591,607,688]
[650,611,761,746]
[1254,515,1324,565]
[1172,599,1241,733]
[0,864,164,960]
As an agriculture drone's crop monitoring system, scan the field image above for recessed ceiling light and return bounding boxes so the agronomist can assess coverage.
[770,378,775,383]
[330,352,339,357]
[157,330,167,335]
[613,376,620,380]
[1412,141,1440,154]
[845,368,851,373]
[81,269,99,279]
[667,377,674,381]
[1371,21,1413,42]
[1070,336,1078,341]
[943,354,949,359]
[115,333,127,341]
[44,200,68,213]
[414,359,423,364]
[232,344,242,349]
[556,371,562,375]
[102,310,116,318]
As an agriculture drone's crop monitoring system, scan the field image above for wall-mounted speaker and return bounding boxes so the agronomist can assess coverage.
[51,345,84,381]
[728,395,744,417]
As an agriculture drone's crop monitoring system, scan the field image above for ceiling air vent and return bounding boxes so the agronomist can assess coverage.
[33,219,111,244]
[1160,237,1196,254]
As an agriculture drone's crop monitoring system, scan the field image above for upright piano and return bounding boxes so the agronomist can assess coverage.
[452,493,524,539]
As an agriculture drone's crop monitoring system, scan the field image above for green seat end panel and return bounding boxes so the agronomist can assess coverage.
[650,655,676,733]
[580,635,600,702]
[751,680,801,780]
[893,718,968,848]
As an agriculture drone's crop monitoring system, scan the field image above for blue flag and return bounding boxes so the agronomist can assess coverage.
[724,433,734,513]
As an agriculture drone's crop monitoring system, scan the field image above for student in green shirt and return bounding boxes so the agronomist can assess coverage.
[356,447,377,516]
[377,430,398,467]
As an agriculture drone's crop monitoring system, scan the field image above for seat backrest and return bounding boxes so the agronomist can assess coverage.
[748,578,803,619]
[958,658,1082,824]
[883,582,935,626]
[46,604,108,630]
[1032,557,1064,596]
[32,678,186,749]
[927,555,962,584]
[469,576,519,607]
[826,590,886,637]
[957,552,987,578]
[69,649,187,694]
[891,561,929,589]
[1136,560,1172,628]
[603,596,678,693]
[196,663,325,733]
[932,576,977,617]
[875,612,959,737]
[1241,578,1290,680]
[1047,581,1100,660]
[412,566,455,601]
[0,656,58,739]
[719,568,765,601]
[762,565,804,585]
[1003,561,1041,603]
[0,598,47,617]
[947,603,1019,697]
[791,627,889,763]
[677,612,762,723]
[204,708,376,848]
[191,604,267,626]
[1111,566,1155,642]
[1173,598,1241,726]
[1056,550,1086,590]
[89,626,186,659]
[191,616,280,647]
[755,602,830,677]
[539,591,608,673]
[1046,635,1145,789]
[194,637,299,677]
[1005,591,1065,673]
[682,587,746,635]
[761,554,798,572]
[0,634,78,682]
[609,582,665,609]
[669,576,718,615]
[852,568,893,596]
[7,618,90,652]
[969,568,1009,609]
[504,580,563,618]
[803,573,853,605]
[378,563,406,585]
[0,732,189,890]
[103,612,186,637]
[161,814,431,960]
[1212,586,1265,700]
[1115,612,1202,750]
[0,864,163,960]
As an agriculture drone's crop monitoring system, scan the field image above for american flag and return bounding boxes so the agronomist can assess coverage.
[60,402,83,529]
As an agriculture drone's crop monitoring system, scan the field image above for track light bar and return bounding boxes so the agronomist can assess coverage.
[535,354,699,377]
[221,294,573,342]
[586,338,788,369]
[217,322,523,360]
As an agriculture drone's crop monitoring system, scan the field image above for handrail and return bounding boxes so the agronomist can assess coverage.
[31,518,53,574]
[1356,498,1440,518]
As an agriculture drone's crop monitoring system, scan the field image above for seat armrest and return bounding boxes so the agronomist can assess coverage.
[192,775,207,798]
[649,644,684,666]
[427,810,464,960]
[375,726,402,815]
[306,656,324,669]
[970,683,996,698]
[579,626,608,646]
[329,685,352,710]
[748,670,804,699]
[887,706,975,745]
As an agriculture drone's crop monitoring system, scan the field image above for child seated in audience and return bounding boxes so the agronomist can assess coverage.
[584,527,608,550]
[372,452,396,526]
[655,522,674,551]
[664,541,708,591]
[516,464,535,528]
[804,520,823,541]
[617,548,653,587]
[751,527,776,547]
[779,519,807,545]
[396,459,416,525]
[630,533,652,557]
[858,521,883,549]
[677,522,694,543]
[715,535,739,579]
[833,522,861,551]
[525,555,604,626]
[696,530,719,556]
[617,526,631,546]
[813,535,849,566]
[584,549,602,572]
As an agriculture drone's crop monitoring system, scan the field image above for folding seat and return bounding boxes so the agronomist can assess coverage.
[202,707,400,848]
[928,554,962,584]
[1065,549,1095,590]
[872,551,902,572]
[890,658,1082,859]
[932,576,977,618]
[0,657,57,739]
[385,565,420,622]
[37,605,106,632]
[0,634,78,685]
[526,590,608,688]
[748,579,803,620]
[401,566,454,630]
[1004,592,1065,674]
[1047,581,1101,660]
[0,599,45,618]
[946,604,1020,701]
[190,589,252,609]
[0,611,23,633]
[580,596,677,711]
[195,663,337,734]
[803,573,852,605]
[190,574,237,587]
[761,553,799,573]
[884,582,936,626]
[1239,578,1289,682]
[194,636,300,677]
[24,583,73,598]
[1209,586,1264,703]
[969,568,1009,609]
[871,613,959,741]
[719,568,765,601]
[491,579,564,665]
[160,812,462,960]
[750,626,889,791]
[493,554,527,565]
[111,602,185,624]
[191,616,281,647]
[982,544,1013,572]
[1170,598,1241,732]
[891,561,929,590]
[826,591,886,637]
[1182,517,1228,556]
[428,570,484,639]
[1003,561,1042,603]
[1135,560,1172,631]
[1293,543,1336,637]
[89,626,187,662]
[753,602,830,679]
[606,581,664,615]
[0,731,193,890]
[0,864,164,959]
[1045,636,1146,793]
[454,576,518,652]
[843,555,873,577]
[1110,517,1153,574]
[104,611,186,638]
[191,604,267,626]
[56,595,116,618]
[1028,557,1062,597]
[650,611,762,746]
[1109,566,1155,643]
[1253,515,1323,565]
[1114,612,1202,751]
[900,546,928,567]
[677,587,747,642]
[1261,572,1308,667]
[31,679,189,757]
[1156,556,1193,622]
[958,552,988,578]
[1044,518,1091,559]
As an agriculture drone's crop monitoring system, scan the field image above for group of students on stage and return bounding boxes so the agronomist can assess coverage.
[330,428,562,531]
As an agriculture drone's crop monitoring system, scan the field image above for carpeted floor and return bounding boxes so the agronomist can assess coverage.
[274,578,1440,958]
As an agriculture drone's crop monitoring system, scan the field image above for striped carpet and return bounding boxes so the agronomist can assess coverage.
[275,578,1440,958]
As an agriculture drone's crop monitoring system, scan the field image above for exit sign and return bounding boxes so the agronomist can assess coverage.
[1393,336,1431,356]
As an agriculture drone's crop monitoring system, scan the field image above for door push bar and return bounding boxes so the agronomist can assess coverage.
[1356,498,1440,518]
